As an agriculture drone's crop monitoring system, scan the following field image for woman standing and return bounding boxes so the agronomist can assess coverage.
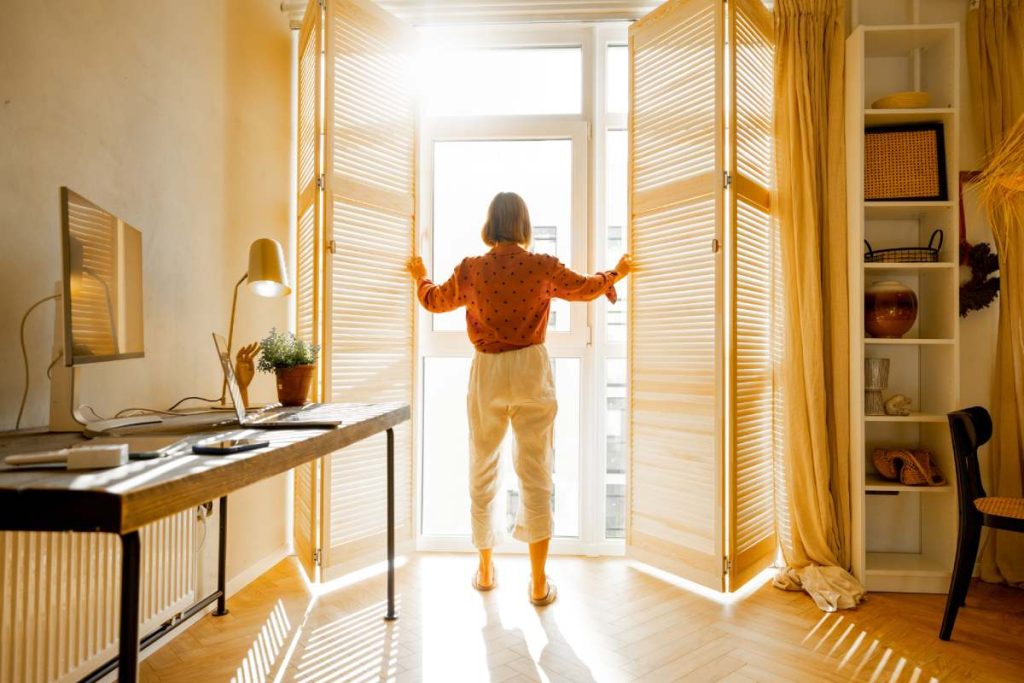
[407,191,632,605]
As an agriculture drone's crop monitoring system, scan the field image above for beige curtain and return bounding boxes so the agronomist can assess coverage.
[770,0,864,611]
[967,0,1024,154]
[970,0,1024,586]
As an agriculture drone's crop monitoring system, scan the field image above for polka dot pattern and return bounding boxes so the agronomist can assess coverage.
[417,242,618,353]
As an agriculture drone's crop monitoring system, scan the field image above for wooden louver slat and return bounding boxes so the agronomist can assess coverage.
[728,0,776,589]
[321,0,416,579]
[627,0,725,591]
[293,0,322,582]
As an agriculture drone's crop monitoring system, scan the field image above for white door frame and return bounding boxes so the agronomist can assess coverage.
[413,23,629,557]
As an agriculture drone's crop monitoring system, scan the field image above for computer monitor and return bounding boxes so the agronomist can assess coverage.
[60,187,145,366]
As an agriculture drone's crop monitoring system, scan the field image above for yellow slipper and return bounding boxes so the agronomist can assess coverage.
[529,580,557,606]
[472,564,497,591]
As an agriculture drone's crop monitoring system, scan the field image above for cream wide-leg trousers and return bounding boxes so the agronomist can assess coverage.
[467,344,558,549]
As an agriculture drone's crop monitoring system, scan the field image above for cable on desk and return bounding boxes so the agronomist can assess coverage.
[167,396,222,412]
[16,294,60,430]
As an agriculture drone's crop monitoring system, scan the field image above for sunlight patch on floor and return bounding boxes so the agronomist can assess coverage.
[230,600,292,683]
[803,611,940,683]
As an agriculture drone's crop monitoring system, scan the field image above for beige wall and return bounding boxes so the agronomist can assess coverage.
[922,0,1000,461]
[0,0,293,584]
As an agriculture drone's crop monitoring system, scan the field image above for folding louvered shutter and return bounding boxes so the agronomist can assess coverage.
[320,0,416,578]
[627,0,726,590]
[293,0,322,581]
[727,0,776,589]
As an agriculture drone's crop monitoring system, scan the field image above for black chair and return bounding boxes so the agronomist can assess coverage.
[941,407,1024,640]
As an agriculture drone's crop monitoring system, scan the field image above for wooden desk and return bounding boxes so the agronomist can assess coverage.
[0,402,409,683]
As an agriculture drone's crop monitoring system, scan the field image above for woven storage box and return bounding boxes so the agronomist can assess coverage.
[864,123,948,201]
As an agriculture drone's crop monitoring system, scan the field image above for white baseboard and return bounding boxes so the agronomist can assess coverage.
[226,544,292,597]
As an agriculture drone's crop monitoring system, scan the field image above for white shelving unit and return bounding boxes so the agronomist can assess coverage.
[846,17,960,593]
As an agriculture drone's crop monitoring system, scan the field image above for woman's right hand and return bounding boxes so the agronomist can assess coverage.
[406,256,427,280]
[614,253,634,279]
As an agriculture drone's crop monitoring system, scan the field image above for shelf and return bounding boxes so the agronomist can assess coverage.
[864,413,947,423]
[864,474,951,493]
[864,201,954,220]
[861,24,958,57]
[864,338,954,346]
[865,552,949,576]
[864,108,956,125]
[863,262,955,271]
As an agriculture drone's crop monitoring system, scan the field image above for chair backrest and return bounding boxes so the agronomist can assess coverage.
[947,407,992,508]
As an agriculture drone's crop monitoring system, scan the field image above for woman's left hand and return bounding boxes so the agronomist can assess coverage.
[406,256,427,280]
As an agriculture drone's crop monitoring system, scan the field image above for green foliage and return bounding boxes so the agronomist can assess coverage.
[257,327,319,373]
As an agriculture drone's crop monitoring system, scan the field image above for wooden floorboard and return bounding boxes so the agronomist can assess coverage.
[140,554,1024,682]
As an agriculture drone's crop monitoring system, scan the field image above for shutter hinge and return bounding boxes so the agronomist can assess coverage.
[723,556,732,574]
[318,0,326,10]
[314,548,322,566]
[711,238,720,254]
[723,171,732,188]
[316,173,325,191]
[327,239,337,254]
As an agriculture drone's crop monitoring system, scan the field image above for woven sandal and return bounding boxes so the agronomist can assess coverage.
[529,580,557,606]
[472,564,497,592]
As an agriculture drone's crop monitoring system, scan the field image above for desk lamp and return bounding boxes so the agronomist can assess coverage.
[222,238,291,403]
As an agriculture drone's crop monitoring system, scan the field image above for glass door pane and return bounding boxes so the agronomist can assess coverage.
[431,139,573,332]
[422,356,582,539]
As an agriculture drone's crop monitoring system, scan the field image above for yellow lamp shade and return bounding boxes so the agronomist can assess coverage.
[247,238,291,297]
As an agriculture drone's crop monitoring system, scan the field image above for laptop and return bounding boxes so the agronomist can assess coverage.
[212,333,346,428]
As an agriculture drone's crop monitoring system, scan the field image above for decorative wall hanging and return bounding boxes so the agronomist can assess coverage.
[864,123,948,201]
[958,170,1001,317]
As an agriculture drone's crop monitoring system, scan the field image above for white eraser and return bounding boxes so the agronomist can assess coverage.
[67,444,129,470]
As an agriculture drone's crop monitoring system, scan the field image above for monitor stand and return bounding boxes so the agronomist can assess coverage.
[47,284,162,434]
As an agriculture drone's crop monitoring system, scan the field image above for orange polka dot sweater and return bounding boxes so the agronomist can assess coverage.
[417,242,620,353]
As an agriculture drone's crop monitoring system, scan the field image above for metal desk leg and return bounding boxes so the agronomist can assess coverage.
[385,427,397,621]
[215,496,230,616]
[119,531,142,683]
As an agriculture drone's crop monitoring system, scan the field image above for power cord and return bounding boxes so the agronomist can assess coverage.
[45,350,63,380]
[167,395,222,412]
[16,292,224,428]
[16,294,60,430]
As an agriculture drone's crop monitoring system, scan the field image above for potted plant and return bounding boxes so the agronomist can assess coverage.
[257,328,320,406]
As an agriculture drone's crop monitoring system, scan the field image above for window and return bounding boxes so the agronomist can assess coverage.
[430,138,573,333]
[420,47,583,116]
[417,26,628,554]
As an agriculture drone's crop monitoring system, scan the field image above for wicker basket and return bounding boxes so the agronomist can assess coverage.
[864,229,943,263]
[872,448,946,486]
[864,123,948,201]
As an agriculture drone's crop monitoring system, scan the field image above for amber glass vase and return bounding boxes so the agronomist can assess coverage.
[865,281,918,338]
[276,365,314,406]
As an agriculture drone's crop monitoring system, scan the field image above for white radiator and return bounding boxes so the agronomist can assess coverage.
[0,510,197,683]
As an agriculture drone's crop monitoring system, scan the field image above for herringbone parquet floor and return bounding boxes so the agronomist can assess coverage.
[141,554,1024,682]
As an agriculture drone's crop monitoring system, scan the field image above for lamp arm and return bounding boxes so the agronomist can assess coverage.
[221,272,248,404]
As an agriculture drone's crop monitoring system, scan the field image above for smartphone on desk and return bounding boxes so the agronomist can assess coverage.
[192,438,269,455]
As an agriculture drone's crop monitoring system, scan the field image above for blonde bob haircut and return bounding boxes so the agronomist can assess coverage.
[481,192,532,247]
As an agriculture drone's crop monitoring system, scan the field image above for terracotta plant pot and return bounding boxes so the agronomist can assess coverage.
[865,281,918,338]
[275,364,314,406]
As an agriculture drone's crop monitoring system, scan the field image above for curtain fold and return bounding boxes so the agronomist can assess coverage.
[770,0,864,611]
[969,0,1024,586]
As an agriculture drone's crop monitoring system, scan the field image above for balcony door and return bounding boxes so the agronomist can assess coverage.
[416,27,627,554]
